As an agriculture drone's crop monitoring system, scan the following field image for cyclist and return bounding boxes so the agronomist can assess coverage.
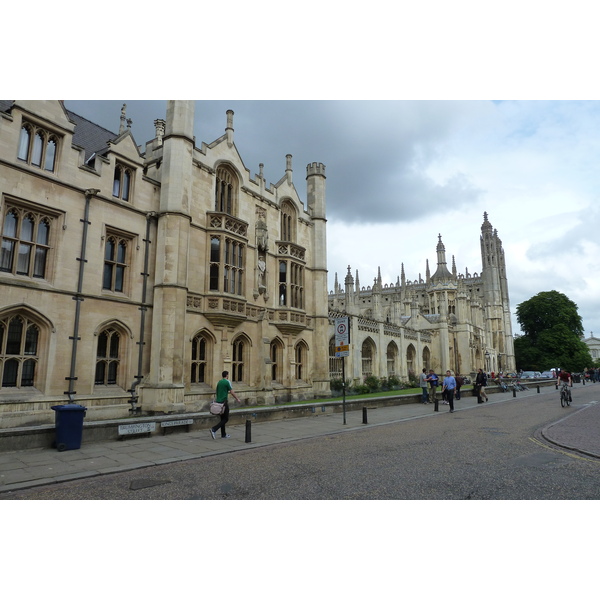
[558,369,573,403]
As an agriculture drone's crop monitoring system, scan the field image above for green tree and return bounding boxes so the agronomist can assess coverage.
[515,291,592,372]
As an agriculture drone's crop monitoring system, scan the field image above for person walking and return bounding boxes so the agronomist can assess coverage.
[442,370,457,413]
[427,369,439,403]
[475,368,488,403]
[419,368,429,403]
[455,374,464,400]
[209,371,241,439]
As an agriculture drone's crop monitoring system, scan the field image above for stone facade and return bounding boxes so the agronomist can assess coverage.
[328,213,516,383]
[0,100,330,428]
[583,334,600,361]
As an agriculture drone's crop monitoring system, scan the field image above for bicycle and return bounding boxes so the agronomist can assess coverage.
[560,382,572,407]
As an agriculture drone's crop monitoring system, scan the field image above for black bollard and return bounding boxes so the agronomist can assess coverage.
[513,388,516,398]
[245,419,251,443]
[434,397,439,412]
[362,406,368,424]
[537,385,540,393]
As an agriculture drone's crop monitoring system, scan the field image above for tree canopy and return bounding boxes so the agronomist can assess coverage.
[514,291,591,372]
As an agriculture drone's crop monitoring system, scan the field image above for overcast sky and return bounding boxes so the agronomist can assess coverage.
[63,99,600,340]
[9,2,600,343]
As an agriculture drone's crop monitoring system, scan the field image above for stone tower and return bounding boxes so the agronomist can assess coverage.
[139,100,195,412]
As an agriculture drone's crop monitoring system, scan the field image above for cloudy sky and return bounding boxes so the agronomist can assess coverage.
[63,99,600,339]
[9,3,599,344]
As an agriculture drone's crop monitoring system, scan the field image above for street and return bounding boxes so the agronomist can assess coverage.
[3,388,600,500]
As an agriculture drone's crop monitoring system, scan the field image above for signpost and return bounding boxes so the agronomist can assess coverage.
[334,317,350,424]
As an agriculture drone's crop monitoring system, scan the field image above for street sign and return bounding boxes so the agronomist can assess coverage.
[335,344,350,357]
[335,317,350,345]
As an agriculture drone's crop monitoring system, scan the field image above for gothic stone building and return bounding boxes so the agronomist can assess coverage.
[328,214,516,383]
[0,100,329,428]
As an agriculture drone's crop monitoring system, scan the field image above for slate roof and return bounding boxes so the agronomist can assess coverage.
[65,109,119,163]
[0,101,120,163]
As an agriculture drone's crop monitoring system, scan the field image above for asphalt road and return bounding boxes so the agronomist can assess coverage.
[4,390,599,500]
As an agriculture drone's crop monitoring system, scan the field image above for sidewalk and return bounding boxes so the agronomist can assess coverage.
[1,384,598,493]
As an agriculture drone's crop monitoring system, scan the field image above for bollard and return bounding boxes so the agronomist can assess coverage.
[434,397,439,412]
[537,385,540,393]
[245,419,251,443]
[513,388,516,398]
[362,406,368,424]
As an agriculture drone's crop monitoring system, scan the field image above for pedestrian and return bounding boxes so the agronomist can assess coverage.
[209,370,241,439]
[442,370,457,413]
[419,368,429,403]
[475,368,488,403]
[455,374,464,400]
[427,369,439,403]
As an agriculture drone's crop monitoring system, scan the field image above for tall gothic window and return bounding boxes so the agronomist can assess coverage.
[279,260,303,308]
[103,234,128,293]
[280,200,296,242]
[361,339,374,378]
[113,164,133,201]
[209,235,244,295]
[18,123,59,172]
[270,339,283,383]
[0,314,39,389]
[0,204,52,278]
[95,328,120,385]
[191,333,212,384]
[232,337,245,383]
[328,337,343,380]
[215,166,237,215]
[295,341,307,381]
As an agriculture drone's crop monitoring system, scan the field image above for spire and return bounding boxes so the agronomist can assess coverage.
[401,263,406,286]
[452,255,457,276]
[119,103,127,134]
[344,265,354,288]
[432,234,452,281]
[355,269,360,293]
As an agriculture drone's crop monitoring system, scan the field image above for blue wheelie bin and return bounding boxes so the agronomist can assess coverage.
[51,404,87,451]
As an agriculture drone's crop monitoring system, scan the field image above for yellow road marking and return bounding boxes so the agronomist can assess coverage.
[529,436,600,463]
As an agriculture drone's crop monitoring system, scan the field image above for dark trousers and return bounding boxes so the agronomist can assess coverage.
[446,389,455,411]
[211,402,230,437]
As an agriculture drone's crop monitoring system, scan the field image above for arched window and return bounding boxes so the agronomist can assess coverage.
[361,338,375,378]
[280,200,296,242]
[232,337,246,383]
[0,205,52,279]
[387,342,398,377]
[215,166,238,215]
[17,122,60,172]
[295,341,308,381]
[328,337,343,380]
[270,339,283,383]
[113,164,133,201]
[103,235,128,293]
[406,344,416,377]
[191,332,212,384]
[95,328,121,385]
[0,314,40,389]
[422,346,431,371]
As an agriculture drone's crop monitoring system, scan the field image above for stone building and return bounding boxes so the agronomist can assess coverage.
[328,213,516,383]
[583,333,600,362]
[0,100,330,428]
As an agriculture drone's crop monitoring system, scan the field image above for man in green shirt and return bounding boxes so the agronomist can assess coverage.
[210,371,241,439]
